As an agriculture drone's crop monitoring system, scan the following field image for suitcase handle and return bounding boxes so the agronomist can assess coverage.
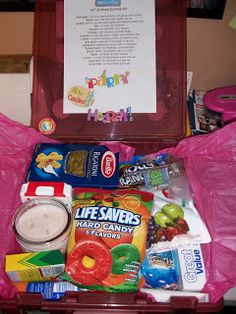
[0,292,224,313]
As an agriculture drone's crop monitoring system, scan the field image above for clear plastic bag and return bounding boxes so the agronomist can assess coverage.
[146,122,236,303]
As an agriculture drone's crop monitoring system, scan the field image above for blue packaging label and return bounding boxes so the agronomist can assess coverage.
[96,0,121,6]
[147,251,176,269]
[26,282,79,300]
[26,143,119,188]
[141,250,180,288]
[154,153,169,165]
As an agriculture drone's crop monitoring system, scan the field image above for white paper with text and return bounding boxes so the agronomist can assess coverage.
[64,0,156,114]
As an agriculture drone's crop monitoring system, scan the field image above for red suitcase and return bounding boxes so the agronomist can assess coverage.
[0,0,225,312]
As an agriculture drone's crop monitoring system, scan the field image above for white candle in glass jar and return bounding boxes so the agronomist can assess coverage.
[13,198,72,253]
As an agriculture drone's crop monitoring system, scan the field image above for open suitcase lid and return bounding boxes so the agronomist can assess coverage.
[31,0,186,152]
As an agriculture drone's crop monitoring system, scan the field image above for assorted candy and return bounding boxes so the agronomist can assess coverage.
[9,144,211,298]
[119,154,182,189]
[148,189,211,252]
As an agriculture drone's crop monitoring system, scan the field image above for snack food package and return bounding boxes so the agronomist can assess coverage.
[144,189,211,252]
[141,249,180,289]
[119,154,183,189]
[141,243,206,292]
[13,281,79,300]
[26,143,119,188]
[62,188,153,292]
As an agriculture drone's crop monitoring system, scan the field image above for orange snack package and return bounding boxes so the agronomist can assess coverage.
[63,188,153,292]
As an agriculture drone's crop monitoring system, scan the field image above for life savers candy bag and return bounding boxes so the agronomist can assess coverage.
[25,143,119,188]
[63,188,153,292]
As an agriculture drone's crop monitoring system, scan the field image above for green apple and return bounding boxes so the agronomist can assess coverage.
[154,212,173,228]
[161,203,184,220]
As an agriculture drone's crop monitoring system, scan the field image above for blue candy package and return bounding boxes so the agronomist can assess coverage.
[141,242,207,291]
[141,249,180,289]
[119,153,168,168]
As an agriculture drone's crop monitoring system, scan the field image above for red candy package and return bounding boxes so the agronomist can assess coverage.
[63,188,153,292]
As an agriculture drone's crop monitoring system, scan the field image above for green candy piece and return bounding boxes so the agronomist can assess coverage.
[111,244,140,275]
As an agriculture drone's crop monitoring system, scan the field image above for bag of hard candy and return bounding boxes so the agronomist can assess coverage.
[63,188,153,292]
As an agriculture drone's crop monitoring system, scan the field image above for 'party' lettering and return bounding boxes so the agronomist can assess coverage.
[85,70,129,89]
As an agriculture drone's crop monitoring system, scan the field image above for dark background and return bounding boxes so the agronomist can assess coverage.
[0,0,35,11]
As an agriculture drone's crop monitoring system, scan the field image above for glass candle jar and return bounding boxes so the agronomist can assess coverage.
[13,198,72,253]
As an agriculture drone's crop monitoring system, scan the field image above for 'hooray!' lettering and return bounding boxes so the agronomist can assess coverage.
[85,70,130,89]
[87,106,132,123]
[75,206,141,226]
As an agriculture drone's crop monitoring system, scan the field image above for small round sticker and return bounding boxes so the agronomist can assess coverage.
[38,118,56,135]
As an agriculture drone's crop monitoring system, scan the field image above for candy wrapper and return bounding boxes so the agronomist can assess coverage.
[119,154,183,190]
[145,189,211,252]
[62,188,153,292]
[141,243,206,292]
[141,249,180,289]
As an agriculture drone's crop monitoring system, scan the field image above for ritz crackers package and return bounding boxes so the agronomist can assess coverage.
[26,143,119,188]
[63,188,153,292]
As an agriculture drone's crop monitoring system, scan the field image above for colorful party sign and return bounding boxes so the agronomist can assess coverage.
[64,0,156,114]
